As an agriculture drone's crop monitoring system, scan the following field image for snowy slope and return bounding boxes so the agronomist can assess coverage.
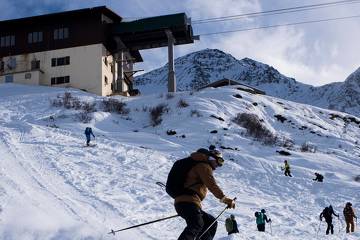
[0,83,359,240]
[134,49,360,117]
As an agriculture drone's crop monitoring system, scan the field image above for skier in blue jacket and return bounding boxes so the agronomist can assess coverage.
[84,127,95,146]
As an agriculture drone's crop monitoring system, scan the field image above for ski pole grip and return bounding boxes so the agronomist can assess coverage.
[225,197,237,209]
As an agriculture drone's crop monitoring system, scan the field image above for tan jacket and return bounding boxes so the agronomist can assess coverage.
[174,151,225,208]
[343,206,356,221]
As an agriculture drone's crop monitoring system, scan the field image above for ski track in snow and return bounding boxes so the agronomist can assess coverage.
[0,84,359,239]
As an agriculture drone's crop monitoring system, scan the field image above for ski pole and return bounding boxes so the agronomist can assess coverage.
[156,181,165,190]
[270,221,273,235]
[198,197,237,240]
[108,214,179,235]
[316,220,321,237]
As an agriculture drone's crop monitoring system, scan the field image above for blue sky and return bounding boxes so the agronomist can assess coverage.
[1,0,360,86]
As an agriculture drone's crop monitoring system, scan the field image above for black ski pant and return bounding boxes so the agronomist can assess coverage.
[325,219,334,235]
[228,229,239,235]
[257,224,266,232]
[284,169,292,177]
[175,202,217,240]
[86,134,91,145]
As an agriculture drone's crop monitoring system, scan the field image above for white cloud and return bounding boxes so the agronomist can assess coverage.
[185,0,261,20]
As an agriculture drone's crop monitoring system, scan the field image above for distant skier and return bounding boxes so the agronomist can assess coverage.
[225,214,239,235]
[343,202,357,233]
[320,205,339,235]
[167,148,235,240]
[313,172,324,182]
[281,160,292,177]
[84,127,95,146]
[255,209,271,232]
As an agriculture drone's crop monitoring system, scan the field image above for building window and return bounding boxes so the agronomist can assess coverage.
[54,27,69,40]
[51,76,70,85]
[6,57,16,70]
[28,32,43,44]
[54,29,58,40]
[0,35,15,47]
[0,61,4,71]
[64,28,69,38]
[25,73,32,79]
[57,57,65,66]
[104,76,108,85]
[31,60,40,70]
[51,56,70,67]
[5,36,10,46]
[10,35,15,46]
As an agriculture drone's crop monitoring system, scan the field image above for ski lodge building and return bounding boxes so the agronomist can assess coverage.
[0,6,196,96]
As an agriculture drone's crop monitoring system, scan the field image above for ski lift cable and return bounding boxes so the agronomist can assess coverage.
[198,14,360,36]
[120,0,360,21]
[193,3,360,24]
[192,0,360,24]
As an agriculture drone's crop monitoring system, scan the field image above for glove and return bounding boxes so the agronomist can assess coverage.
[269,218,272,222]
[220,197,235,209]
[320,217,322,221]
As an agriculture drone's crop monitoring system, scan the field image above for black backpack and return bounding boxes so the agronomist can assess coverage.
[166,157,204,199]
[322,207,331,219]
[318,175,324,181]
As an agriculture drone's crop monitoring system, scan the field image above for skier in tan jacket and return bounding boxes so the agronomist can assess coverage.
[343,202,357,233]
[174,148,235,240]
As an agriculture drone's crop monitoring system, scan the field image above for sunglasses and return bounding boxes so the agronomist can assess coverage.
[209,156,224,166]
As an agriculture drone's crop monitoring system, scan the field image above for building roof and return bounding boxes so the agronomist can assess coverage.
[111,13,195,50]
[115,13,189,33]
[0,6,121,29]
[200,78,266,95]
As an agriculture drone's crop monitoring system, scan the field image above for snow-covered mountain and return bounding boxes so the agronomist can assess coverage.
[0,83,359,239]
[135,49,360,116]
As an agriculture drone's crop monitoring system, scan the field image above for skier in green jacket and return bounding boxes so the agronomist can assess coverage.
[281,160,292,177]
[225,214,239,235]
[255,209,271,232]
